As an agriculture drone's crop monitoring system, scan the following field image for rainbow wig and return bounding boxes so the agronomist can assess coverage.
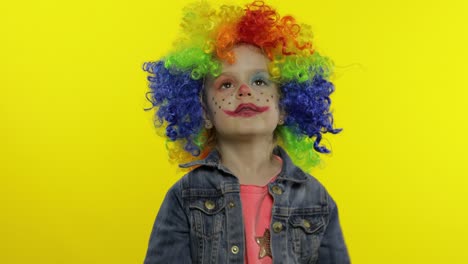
[143,0,342,173]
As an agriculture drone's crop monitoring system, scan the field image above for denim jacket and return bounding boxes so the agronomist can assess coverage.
[143,145,350,264]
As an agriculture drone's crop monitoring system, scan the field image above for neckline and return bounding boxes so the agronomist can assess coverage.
[240,155,283,188]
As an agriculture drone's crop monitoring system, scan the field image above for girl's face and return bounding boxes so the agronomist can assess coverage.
[203,45,283,140]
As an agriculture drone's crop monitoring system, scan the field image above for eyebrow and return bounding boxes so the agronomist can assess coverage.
[205,69,271,85]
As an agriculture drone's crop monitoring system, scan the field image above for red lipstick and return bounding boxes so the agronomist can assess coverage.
[223,103,270,117]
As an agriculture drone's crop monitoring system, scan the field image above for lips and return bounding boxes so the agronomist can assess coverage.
[223,103,270,117]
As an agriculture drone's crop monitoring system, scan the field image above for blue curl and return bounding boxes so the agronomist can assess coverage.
[142,60,205,156]
[279,73,342,153]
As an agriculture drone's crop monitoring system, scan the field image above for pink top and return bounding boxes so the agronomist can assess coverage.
[240,155,283,264]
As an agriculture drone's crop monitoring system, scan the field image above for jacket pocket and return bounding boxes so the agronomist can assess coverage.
[188,193,226,238]
[289,213,326,263]
[188,193,226,264]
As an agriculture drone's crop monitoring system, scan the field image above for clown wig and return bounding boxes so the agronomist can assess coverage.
[143,0,342,173]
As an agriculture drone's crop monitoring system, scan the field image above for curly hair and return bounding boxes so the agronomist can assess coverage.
[143,0,342,173]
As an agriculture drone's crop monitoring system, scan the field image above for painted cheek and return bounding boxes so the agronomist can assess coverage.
[213,94,234,115]
[225,93,235,108]
[258,91,276,104]
[210,96,216,115]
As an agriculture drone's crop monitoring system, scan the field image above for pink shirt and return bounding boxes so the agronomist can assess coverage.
[240,155,283,264]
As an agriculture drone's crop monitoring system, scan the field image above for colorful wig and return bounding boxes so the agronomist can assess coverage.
[143,0,342,173]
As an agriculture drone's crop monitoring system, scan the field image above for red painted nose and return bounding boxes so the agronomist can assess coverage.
[238,84,252,97]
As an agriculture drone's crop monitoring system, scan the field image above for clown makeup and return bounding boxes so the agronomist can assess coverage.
[212,71,277,115]
[203,45,283,139]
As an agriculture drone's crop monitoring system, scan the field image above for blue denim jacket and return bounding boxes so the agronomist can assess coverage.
[144,145,350,264]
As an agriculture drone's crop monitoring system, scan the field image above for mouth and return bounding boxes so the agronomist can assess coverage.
[223,103,270,117]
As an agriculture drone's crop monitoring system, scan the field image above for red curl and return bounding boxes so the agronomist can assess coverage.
[236,1,313,59]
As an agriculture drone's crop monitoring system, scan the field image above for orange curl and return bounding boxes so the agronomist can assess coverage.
[215,24,238,64]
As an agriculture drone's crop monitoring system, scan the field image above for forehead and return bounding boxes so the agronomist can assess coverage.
[220,45,270,73]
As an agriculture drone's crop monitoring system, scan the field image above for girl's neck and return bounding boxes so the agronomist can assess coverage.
[215,136,281,185]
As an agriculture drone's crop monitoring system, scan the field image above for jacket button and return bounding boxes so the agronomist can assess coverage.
[303,219,311,229]
[272,185,283,195]
[228,201,235,208]
[204,200,215,210]
[272,221,283,233]
[231,245,239,254]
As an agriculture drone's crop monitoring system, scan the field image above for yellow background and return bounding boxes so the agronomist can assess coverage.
[2,0,467,263]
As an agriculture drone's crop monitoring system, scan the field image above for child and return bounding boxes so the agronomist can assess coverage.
[142,1,350,263]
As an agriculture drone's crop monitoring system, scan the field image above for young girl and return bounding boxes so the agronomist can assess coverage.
[142,1,350,263]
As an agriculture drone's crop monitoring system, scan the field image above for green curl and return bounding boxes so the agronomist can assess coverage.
[164,47,222,80]
[276,126,320,173]
[193,129,208,150]
[279,52,334,83]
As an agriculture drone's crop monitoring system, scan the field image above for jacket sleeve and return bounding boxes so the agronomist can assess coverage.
[143,181,192,264]
[317,194,351,264]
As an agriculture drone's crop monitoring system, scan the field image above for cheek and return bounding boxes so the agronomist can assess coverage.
[258,91,280,109]
[209,93,234,116]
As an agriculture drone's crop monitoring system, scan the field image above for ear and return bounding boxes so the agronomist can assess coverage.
[202,108,210,121]
[199,95,214,129]
[199,92,211,121]
[278,108,286,125]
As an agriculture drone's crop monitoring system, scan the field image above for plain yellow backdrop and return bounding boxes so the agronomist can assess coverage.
[1,0,467,263]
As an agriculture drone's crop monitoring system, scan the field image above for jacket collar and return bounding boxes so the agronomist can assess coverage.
[179,145,309,183]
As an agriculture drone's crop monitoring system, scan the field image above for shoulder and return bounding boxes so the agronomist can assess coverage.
[286,165,338,213]
[307,173,340,218]
[166,166,222,197]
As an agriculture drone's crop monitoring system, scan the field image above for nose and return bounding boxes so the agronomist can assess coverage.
[237,84,252,98]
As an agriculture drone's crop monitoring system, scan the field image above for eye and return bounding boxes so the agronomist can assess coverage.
[220,81,233,89]
[253,79,268,86]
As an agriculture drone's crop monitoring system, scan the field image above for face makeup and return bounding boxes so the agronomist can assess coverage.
[203,45,282,138]
[223,103,270,117]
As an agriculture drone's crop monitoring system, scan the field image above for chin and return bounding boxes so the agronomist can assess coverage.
[219,126,276,139]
